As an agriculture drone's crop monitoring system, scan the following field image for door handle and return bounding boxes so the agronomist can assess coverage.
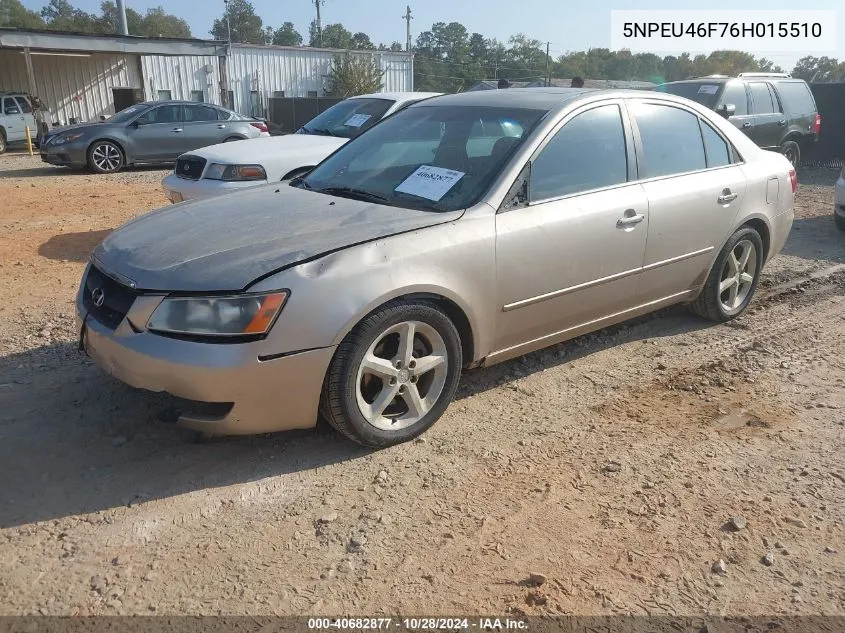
[217,124,226,129]
[171,127,183,133]
[717,191,738,204]
[616,211,645,228]
[742,122,752,128]
[778,120,786,126]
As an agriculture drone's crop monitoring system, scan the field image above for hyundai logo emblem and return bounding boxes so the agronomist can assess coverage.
[91,287,105,308]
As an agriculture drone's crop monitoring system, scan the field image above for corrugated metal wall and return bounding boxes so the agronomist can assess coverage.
[0,49,141,125]
[141,54,221,105]
[226,45,414,116]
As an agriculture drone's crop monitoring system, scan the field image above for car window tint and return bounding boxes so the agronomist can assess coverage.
[721,83,748,116]
[215,108,233,121]
[184,105,217,122]
[3,97,19,114]
[700,120,731,168]
[631,102,706,178]
[774,81,816,115]
[530,104,627,201]
[14,97,33,113]
[138,105,181,124]
[749,83,776,114]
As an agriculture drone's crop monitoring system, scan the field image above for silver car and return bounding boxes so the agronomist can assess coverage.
[77,88,795,447]
[39,101,269,173]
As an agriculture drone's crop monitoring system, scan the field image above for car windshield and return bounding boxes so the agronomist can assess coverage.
[656,82,723,108]
[299,98,394,138]
[299,105,547,212]
[108,103,150,124]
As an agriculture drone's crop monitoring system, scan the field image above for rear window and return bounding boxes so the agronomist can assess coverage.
[656,82,723,109]
[774,81,816,115]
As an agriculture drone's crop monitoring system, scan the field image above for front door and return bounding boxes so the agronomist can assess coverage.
[126,104,185,162]
[1,97,24,142]
[747,82,784,150]
[626,100,746,303]
[494,102,648,355]
[719,81,755,140]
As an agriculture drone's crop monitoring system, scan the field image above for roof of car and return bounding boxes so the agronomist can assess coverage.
[351,91,443,103]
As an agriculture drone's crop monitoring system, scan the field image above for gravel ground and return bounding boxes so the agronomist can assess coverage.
[0,153,843,617]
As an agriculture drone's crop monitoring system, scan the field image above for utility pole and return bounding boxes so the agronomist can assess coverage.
[545,41,550,86]
[223,0,232,43]
[314,0,323,47]
[116,0,128,35]
[402,5,413,52]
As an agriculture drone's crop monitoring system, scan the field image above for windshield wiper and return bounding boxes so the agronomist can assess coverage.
[318,186,390,204]
[308,126,338,137]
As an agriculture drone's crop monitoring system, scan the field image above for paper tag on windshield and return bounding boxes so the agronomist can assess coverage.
[344,113,372,128]
[697,85,719,95]
[395,165,465,202]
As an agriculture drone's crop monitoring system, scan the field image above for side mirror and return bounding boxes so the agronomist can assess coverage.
[718,103,736,118]
[5,107,21,115]
[128,120,140,129]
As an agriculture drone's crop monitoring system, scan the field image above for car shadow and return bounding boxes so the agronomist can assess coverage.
[39,229,113,263]
[0,164,172,179]
[780,215,845,264]
[0,304,713,529]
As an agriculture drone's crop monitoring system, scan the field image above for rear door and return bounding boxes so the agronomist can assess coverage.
[127,104,185,161]
[747,82,784,149]
[1,97,24,142]
[627,99,746,303]
[181,104,228,152]
[14,97,37,137]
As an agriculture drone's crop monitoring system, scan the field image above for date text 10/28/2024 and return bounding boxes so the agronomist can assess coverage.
[307,618,528,630]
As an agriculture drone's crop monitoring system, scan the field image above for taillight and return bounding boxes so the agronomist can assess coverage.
[812,113,821,135]
[788,168,798,194]
[250,121,269,133]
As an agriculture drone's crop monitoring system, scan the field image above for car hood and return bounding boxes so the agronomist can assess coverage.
[93,185,463,292]
[187,134,348,164]
[47,122,108,136]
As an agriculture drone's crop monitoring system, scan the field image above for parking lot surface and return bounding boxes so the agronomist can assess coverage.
[0,154,843,616]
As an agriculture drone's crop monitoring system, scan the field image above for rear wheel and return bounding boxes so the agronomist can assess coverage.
[87,140,124,173]
[320,301,463,447]
[780,140,800,168]
[835,213,845,232]
[0,129,7,154]
[690,227,764,322]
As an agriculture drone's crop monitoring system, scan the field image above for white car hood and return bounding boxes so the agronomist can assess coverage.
[186,134,349,178]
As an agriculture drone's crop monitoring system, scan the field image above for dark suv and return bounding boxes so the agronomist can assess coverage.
[656,73,820,167]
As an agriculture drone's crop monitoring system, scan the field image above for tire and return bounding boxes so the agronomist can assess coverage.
[320,301,463,447]
[87,140,124,173]
[780,140,800,168]
[690,227,764,323]
[0,129,6,154]
[835,213,845,232]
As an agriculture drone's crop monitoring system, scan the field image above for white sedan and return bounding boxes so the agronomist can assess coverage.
[162,92,441,203]
[835,165,845,231]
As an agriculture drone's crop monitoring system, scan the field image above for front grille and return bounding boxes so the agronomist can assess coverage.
[175,155,207,180]
[82,265,140,330]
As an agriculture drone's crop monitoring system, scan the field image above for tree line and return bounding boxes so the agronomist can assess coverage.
[2,0,843,88]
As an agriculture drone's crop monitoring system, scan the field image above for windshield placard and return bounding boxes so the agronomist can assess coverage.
[344,113,372,128]
[697,84,719,95]
[395,165,465,202]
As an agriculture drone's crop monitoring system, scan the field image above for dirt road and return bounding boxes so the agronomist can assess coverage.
[0,154,843,617]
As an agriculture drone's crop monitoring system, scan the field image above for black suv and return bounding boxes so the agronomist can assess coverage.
[656,73,820,167]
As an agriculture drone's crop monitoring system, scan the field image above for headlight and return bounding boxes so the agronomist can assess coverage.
[51,132,85,146]
[147,291,288,337]
[204,163,267,181]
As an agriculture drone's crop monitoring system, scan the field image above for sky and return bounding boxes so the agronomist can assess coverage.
[21,0,845,70]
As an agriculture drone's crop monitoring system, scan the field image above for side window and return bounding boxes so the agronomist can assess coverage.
[215,108,233,121]
[767,84,782,113]
[14,97,33,114]
[749,83,775,114]
[699,120,731,168]
[137,105,181,125]
[530,104,628,201]
[630,102,706,178]
[773,81,816,115]
[3,97,20,114]
[721,83,748,116]
[184,105,217,122]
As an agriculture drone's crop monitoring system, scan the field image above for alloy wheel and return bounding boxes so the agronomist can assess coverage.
[355,320,448,431]
[718,239,757,313]
[91,143,121,172]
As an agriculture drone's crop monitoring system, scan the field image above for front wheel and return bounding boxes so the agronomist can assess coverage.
[780,140,800,168]
[0,130,7,154]
[320,301,463,447]
[87,140,124,173]
[835,212,845,232]
[690,227,764,322]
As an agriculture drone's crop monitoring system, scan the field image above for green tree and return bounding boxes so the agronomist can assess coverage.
[326,53,384,97]
[41,0,102,32]
[140,7,190,38]
[0,0,46,28]
[351,32,375,50]
[792,55,844,82]
[210,0,263,44]
[272,21,302,46]
[314,23,353,49]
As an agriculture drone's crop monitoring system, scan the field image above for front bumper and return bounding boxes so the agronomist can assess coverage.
[161,172,267,203]
[835,176,845,218]
[76,288,335,435]
[40,139,87,168]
